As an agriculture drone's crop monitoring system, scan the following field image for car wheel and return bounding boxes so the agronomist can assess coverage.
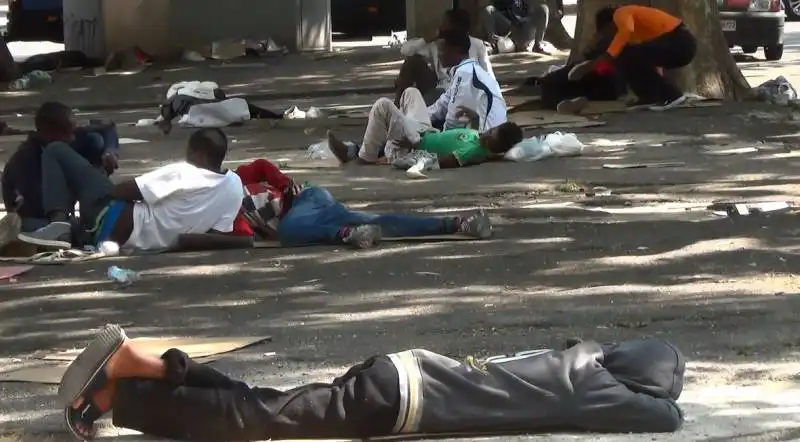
[741,45,758,54]
[786,0,800,20]
[764,44,784,61]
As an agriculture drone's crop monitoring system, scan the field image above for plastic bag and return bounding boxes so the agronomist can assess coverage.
[754,76,797,105]
[496,36,516,54]
[392,150,440,178]
[504,132,584,163]
[307,140,333,160]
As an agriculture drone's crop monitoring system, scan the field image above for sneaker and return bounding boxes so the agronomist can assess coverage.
[457,210,492,239]
[17,221,72,249]
[556,96,589,115]
[342,224,382,249]
[649,95,688,111]
[626,98,660,111]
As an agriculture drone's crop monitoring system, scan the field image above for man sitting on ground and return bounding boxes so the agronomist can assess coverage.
[16,126,243,252]
[482,0,560,54]
[180,157,493,249]
[59,324,686,441]
[567,6,696,111]
[1,102,120,233]
[397,8,495,106]
[328,87,522,169]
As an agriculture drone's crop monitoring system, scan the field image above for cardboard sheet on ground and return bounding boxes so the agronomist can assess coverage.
[603,161,686,169]
[510,110,598,129]
[254,234,475,248]
[580,99,722,116]
[0,336,271,384]
[0,265,32,281]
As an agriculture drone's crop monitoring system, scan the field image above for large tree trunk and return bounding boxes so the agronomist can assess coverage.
[0,39,21,83]
[570,0,751,100]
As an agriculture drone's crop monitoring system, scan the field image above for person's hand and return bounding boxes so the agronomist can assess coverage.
[395,136,416,151]
[424,30,440,43]
[101,152,119,174]
[455,106,478,120]
[568,60,595,81]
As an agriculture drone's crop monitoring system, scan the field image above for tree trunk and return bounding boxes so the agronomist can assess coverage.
[0,39,21,83]
[569,0,751,100]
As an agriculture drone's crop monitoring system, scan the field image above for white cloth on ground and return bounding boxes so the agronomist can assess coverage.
[177,98,251,128]
[127,162,244,252]
[359,87,433,163]
[165,81,220,101]
[400,36,495,90]
[427,58,507,132]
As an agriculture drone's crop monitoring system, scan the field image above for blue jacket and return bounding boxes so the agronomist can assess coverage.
[1,125,119,219]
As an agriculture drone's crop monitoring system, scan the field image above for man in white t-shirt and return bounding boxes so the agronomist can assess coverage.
[18,128,243,253]
[396,8,495,106]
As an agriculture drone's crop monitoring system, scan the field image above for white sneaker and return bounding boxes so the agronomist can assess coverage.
[649,95,688,111]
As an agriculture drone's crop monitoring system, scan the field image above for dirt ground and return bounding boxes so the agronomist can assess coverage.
[2,99,800,441]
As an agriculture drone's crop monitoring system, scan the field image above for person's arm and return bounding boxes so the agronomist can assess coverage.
[400,38,432,58]
[442,71,474,130]
[427,77,454,123]
[606,9,635,58]
[438,154,462,169]
[1,155,19,213]
[476,42,496,81]
[107,180,144,202]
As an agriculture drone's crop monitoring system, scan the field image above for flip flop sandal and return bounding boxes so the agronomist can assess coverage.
[58,324,127,407]
[64,397,105,440]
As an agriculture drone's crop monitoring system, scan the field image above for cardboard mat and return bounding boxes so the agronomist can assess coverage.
[0,336,270,384]
[254,234,476,248]
[510,110,598,129]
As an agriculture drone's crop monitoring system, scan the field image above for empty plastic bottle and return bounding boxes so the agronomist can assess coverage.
[107,266,140,287]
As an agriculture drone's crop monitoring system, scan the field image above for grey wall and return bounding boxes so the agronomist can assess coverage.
[63,0,106,58]
[167,0,331,52]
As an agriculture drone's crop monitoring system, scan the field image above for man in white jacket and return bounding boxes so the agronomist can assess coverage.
[429,30,508,132]
[396,9,495,106]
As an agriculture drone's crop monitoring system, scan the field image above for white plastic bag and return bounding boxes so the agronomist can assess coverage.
[504,132,584,163]
[177,97,250,128]
[308,140,333,160]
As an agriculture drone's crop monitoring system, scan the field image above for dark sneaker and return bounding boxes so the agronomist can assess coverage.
[457,210,492,239]
[531,43,552,56]
[327,130,354,164]
[626,99,660,111]
[649,95,688,111]
[17,221,72,249]
[556,96,589,115]
[342,224,382,249]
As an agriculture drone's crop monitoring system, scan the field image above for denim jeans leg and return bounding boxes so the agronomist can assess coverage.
[41,141,114,226]
[343,211,456,238]
[277,187,350,246]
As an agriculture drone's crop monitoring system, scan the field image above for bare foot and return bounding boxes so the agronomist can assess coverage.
[69,382,116,439]
[327,130,353,164]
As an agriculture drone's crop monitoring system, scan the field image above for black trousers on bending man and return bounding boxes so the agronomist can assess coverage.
[615,23,696,105]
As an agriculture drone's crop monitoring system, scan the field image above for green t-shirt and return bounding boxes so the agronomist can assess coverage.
[418,129,489,166]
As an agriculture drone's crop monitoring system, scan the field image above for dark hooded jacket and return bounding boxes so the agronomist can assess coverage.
[386,338,685,435]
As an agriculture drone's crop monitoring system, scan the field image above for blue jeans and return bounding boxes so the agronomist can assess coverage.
[277,187,455,246]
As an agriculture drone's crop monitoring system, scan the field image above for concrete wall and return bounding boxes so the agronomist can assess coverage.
[64,0,331,59]
[406,0,452,39]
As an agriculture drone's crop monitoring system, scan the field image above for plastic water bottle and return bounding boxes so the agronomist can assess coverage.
[107,266,139,286]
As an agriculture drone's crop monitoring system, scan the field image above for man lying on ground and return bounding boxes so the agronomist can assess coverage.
[16,127,243,252]
[397,8,495,106]
[429,30,508,131]
[567,6,696,111]
[1,102,120,233]
[178,157,492,251]
[59,324,686,441]
[539,35,626,114]
[327,87,522,169]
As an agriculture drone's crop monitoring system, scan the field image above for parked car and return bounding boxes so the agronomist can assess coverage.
[5,0,64,42]
[784,0,799,20]
[720,0,784,61]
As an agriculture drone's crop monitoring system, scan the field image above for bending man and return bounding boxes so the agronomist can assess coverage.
[59,324,686,441]
[568,6,696,111]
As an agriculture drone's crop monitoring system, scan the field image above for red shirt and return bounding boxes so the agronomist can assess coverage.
[232,159,291,237]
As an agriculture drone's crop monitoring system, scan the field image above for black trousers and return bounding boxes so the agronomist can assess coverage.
[395,54,442,106]
[615,24,697,103]
[112,349,400,441]
[540,64,625,110]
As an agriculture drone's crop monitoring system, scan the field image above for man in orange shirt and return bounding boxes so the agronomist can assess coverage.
[568,6,696,111]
